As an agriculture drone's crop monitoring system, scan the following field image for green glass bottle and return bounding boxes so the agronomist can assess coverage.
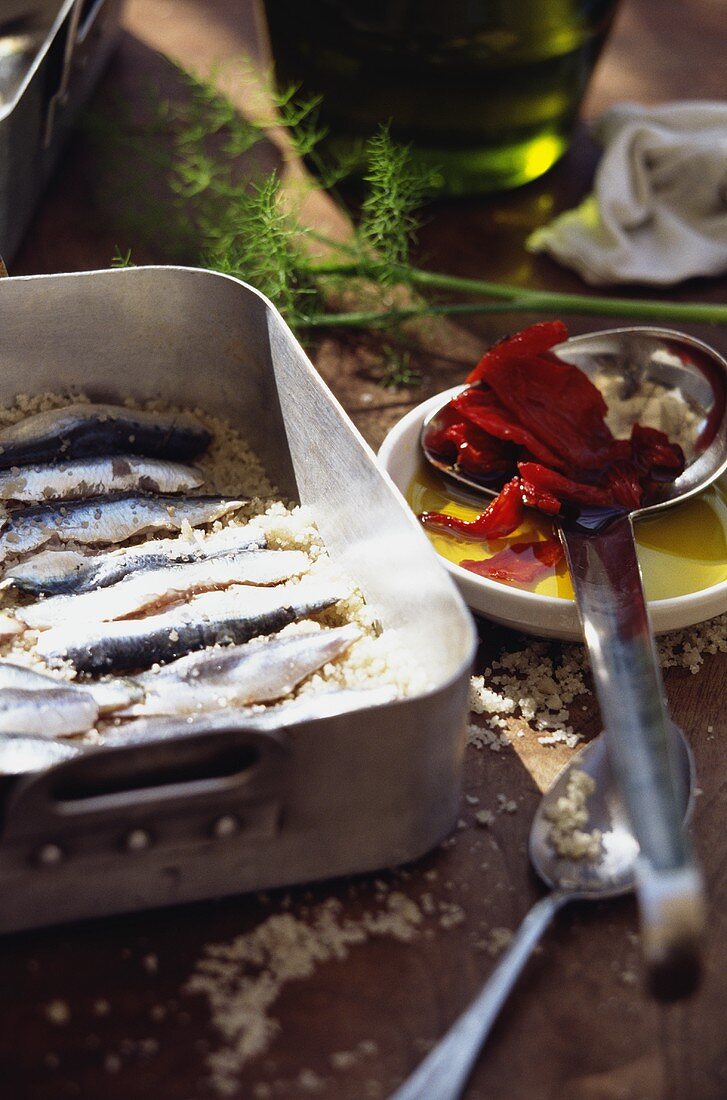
[263,0,619,195]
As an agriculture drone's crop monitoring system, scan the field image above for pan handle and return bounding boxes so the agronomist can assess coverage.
[2,724,291,847]
[44,0,105,147]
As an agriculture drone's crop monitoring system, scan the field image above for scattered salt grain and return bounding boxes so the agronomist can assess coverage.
[544,768,602,861]
[104,1053,122,1074]
[469,615,725,752]
[438,901,466,930]
[330,1051,357,1071]
[298,1068,326,1092]
[469,642,588,748]
[44,1000,70,1026]
[185,894,424,1095]
[476,927,513,957]
[142,953,159,975]
[496,794,518,815]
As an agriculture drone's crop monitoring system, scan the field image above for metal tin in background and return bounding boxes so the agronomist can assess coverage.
[0,266,477,933]
[0,0,124,261]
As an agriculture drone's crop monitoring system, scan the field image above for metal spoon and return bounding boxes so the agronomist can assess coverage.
[391,724,696,1100]
[421,327,727,984]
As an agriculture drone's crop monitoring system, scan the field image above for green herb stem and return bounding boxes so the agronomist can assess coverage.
[302,302,540,328]
[307,260,727,327]
[303,292,727,330]
[407,269,727,325]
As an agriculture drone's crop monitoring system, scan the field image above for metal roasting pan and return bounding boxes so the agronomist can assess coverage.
[0,266,476,933]
[0,0,124,261]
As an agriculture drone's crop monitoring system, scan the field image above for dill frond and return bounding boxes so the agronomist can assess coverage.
[111,246,135,268]
[88,61,723,336]
[379,345,422,391]
[272,83,329,158]
[203,174,316,324]
[358,124,434,283]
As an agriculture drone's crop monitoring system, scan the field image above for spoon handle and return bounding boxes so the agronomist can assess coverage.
[389,893,565,1100]
[561,514,704,982]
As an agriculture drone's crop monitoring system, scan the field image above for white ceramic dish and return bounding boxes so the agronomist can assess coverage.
[378,390,727,641]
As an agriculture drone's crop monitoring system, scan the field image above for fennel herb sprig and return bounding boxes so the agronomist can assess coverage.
[109,66,727,337]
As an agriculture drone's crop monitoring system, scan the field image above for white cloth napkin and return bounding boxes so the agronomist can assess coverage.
[527,102,727,286]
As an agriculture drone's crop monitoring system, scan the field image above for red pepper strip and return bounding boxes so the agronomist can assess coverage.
[423,423,461,464]
[602,464,644,510]
[518,462,615,508]
[466,321,569,384]
[423,402,466,461]
[425,417,512,476]
[478,352,616,470]
[419,477,524,540]
[461,538,564,586]
[518,477,562,516]
[631,423,686,479]
[453,388,567,471]
[457,432,513,478]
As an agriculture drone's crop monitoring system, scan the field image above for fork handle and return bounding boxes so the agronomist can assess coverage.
[561,514,704,987]
[389,892,566,1100]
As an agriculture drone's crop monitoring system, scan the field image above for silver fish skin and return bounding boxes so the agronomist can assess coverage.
[0,548,89,595]
[0,733,81,775]
[37,581,348,673]
[0,404,211,468]
[18,550,312,629]
[104,686,396,746]
[123,624,361,716]
[0,455,204,502]
[0,523,268,596]
[0,687,98,737]
[0,661,142,715]
[0,493,246,559]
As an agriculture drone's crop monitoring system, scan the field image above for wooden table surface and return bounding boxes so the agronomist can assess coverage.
[2,2,726,1098]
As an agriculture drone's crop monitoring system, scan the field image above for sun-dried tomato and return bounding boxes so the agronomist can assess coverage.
[420,477,524,540]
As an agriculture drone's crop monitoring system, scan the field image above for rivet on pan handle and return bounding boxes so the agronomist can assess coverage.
[1,724,292,844]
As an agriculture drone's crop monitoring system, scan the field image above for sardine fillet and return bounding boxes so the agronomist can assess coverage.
[125,624,361,716]
[37,582,348,673]
[0,687,98,737]
[18,550,311,629]
[0,494,246,559]
[0,456,204,502]
[0,660,141,715]
[0,404,211,468]
[1,523,267,596]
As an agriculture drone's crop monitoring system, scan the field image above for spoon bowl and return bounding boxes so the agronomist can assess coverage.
[530,722,694,898]
[421,327,727,513]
